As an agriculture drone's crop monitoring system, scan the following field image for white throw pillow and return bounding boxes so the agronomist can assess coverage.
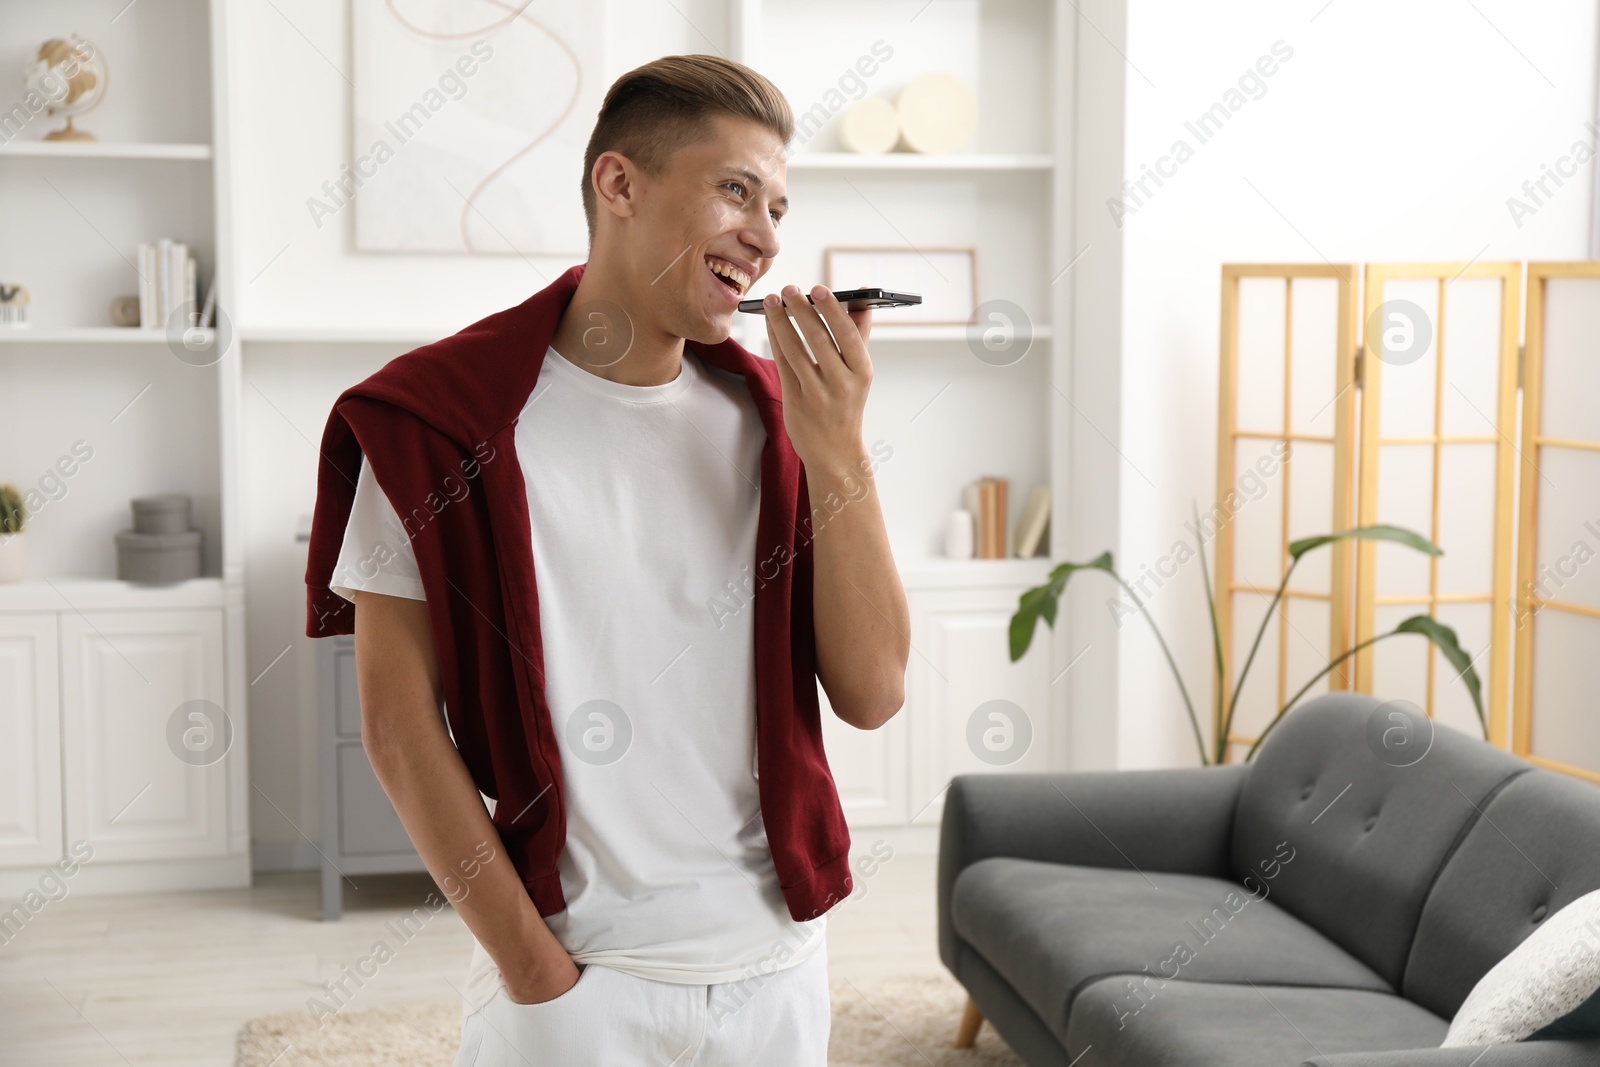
[1442,887,1600,1046]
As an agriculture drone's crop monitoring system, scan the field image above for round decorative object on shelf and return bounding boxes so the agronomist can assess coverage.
[839,98,900,155]
[26,35,107,143]
[110,294,140,327]
[896,72,978,154]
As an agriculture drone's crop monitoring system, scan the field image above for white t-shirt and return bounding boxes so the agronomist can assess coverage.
[330,344,825,1010]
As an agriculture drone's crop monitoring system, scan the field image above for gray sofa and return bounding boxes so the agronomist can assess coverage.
[938,692,1600,1066]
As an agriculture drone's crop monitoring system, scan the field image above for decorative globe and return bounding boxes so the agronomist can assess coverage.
[25,35,107,142]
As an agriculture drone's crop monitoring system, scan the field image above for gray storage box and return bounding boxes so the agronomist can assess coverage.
[116,529,202,584]
[117,493,201,583]
[131,493,193,534]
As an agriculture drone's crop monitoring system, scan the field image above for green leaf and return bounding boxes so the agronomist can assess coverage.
[1288,524,1441,562]
[1008,552,1114,662]
[1395,615,1487,738]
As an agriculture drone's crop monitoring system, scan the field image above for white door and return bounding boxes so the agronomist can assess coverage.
[907,586,1054,830]
[60,609,228,862]
[0,614,62,868]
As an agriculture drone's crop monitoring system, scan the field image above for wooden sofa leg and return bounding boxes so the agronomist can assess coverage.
[955,997,984,1048]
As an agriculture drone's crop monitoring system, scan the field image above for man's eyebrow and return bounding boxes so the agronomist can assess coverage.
[728,167,789,211]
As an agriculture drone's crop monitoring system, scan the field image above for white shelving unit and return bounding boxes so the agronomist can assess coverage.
[726,0,1078,831]
[0,0,247,896]
[727,0,1070,558]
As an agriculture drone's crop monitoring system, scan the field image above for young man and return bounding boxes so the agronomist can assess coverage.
[302,55,909,1064]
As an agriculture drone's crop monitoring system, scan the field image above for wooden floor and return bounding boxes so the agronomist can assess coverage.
[0,851,943,1066]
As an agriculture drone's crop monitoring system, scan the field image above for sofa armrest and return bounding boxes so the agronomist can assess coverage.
[937,765,1250,972]
[1302,1041,1600,1066]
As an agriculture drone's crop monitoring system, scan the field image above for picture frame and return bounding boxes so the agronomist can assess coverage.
[824,246,977,325]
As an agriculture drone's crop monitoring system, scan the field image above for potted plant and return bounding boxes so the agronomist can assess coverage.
[1008,515,1486,764]
[0,483,27,582]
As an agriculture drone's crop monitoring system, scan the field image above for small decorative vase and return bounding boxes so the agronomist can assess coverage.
[0,530,27,582]
[943,509,975,559]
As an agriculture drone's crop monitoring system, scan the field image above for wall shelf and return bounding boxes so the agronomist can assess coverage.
[786,152,1053,172]
[0,141,213,161]
[239,326,446,345]
[896,554,1053,590]
[0,327,212,344]
[871,324,1053,341]
[238,325,1052,345]
[0,576,225,612]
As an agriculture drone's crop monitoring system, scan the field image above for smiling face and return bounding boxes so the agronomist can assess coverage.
[594,114,788,346]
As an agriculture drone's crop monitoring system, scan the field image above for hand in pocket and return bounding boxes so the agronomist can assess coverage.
[503,960,589,1006]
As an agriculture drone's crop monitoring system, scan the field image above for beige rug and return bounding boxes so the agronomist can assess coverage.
[236,973,1023,1066]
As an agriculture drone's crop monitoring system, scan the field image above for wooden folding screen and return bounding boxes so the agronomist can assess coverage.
[1513,262,1600,783]
[1354,263,1521,747]
[1214,265,1359,761]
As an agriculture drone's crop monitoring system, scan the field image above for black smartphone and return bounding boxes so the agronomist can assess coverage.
[736,287,923,314]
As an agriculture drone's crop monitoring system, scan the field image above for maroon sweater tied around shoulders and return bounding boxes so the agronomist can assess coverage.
[303,264,853,922]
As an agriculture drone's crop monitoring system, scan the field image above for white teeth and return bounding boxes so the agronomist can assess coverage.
[706,257,751,294]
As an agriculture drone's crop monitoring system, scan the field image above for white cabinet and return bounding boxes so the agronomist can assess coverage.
[907,584,1054,829]
[0,614,62,868]
[0,592,237,887]
[820,561,1056,835]
[60,610,228,863]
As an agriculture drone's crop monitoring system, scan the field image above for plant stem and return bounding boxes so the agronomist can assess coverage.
[1220,557,1300,759]
[1111,572,1210,766]
[1193,505,1227,764]
[1243,631,1398,760]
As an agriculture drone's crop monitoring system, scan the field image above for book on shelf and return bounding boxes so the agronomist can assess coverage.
[136,238,200,330]
[963,476,1009,559]
[1012,483,1050,558]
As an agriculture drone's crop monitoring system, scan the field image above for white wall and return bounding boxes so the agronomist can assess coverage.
[228,2,743,332]
[1106,0,1599,768]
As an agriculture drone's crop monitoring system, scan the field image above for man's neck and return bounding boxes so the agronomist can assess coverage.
[549,268,688,387]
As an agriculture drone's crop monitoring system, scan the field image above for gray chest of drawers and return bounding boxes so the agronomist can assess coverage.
[318,634,427,919]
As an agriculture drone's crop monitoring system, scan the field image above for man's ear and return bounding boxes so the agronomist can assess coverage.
[592,150,639,223]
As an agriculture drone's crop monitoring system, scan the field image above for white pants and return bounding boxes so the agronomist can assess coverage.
[452,938,830,1066]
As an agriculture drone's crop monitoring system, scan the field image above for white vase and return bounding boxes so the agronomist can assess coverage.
[943,509,975,559]
[0,530,27,582]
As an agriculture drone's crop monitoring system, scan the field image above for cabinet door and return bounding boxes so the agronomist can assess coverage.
[336,743,417,856]
[0,614,62,868]
[819,676,909,827]
[907,586,1054,829]
[61,610,228,862]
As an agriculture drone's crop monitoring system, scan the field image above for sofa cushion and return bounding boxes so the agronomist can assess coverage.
[1065,978,1449,1067]
[951,857,1390,1047]
[1232,692,1526,988]
[1404,769,1600,1020]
